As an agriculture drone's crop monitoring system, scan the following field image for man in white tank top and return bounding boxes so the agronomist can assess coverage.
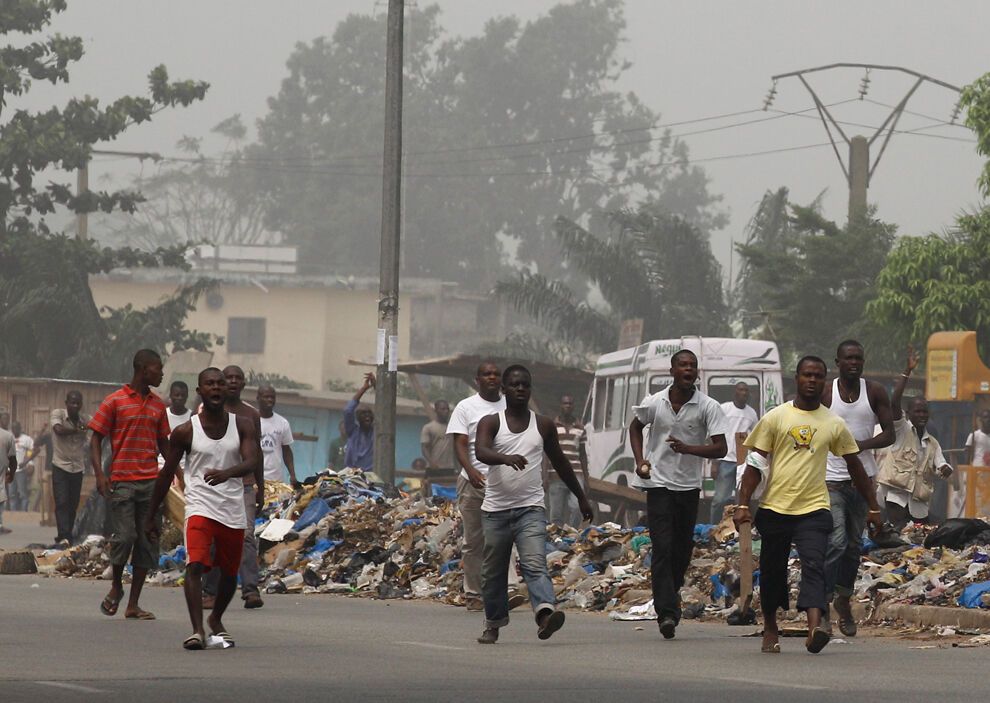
[145,367,260,650]
[474,365,593,644]
[821,340,894,637]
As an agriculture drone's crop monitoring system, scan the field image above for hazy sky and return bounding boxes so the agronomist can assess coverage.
[22,0,988,279]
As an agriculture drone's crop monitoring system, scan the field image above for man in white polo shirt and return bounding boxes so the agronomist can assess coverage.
[629,349,728,640]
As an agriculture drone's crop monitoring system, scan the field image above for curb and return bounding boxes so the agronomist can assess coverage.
[857,602,990,629]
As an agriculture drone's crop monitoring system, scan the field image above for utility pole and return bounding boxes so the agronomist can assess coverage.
[765,63,961,223]
[75,149,162,240]
[374,0,404,486]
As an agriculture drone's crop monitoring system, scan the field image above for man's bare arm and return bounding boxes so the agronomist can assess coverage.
[859,382,894,451]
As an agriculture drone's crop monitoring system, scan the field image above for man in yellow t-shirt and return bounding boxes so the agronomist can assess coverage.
[735,355,882,655]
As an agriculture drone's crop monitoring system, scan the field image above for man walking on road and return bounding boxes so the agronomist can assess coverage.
[822,340,894,637]
[146,367,260,649]
[448,362,505,611]
[203,365,265,610]
[629,349,728,640]
[710,382,758,524]
[89,349,170,620]
[51,391,91,544]
[736,355,882,654]
[547,394,588,527]
[258,384,299,487]
[474,365,594,644]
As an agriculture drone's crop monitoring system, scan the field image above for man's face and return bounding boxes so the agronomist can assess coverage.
[670,353,699,390]
[835,345,865,381]
[0,412,9,429]
[11,421,21,437]
[908,398,930,430]
[224,367,246,400]
[142,359,164,388]
[559,395,575,418]
[257,388,276,413]
[476,364,501,395]
[980,410,990,433]
[357,408,374,430]
[197,372,228,412]
[795,361,827,401]
[733,384,750,406]
[66,394,82,416]
[412,458,426,472]
[502,370,532,405]
[434,401,450,423]
[169,385,188,408]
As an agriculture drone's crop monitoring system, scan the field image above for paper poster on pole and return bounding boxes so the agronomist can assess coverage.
[376,328,387,365]
[388,335,399,372]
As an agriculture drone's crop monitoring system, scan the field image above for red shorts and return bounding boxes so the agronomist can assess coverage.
[185,515,244,577]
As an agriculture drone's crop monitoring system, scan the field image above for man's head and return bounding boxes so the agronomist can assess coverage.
[501,365,532,408]
[11,420,22,437]
[733,382,750,408]
[835,340,865,382]
[433,400,450,424]
[795,355,828,402]
[133,349,164,388]
[169,381,189,410]
[979,409,990,433]
[223,365,246,402]
[257,384,277,415]
[476,361,502,398]
[670,350,699,391]
[356,406,375,431]
[559,394,575,420]
[907,396,930,431]
[0,411,9,429]
[412,457,427,472]
[197,367,228,413]
[65,390,83,417]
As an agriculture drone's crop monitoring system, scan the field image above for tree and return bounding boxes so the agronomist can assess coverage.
[244,1,725,288]
[868,73,990,358]
[735,195,896,367]
[495,206,729,355]
[0,0,212,380]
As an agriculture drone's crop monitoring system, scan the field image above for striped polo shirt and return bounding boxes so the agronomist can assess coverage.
[89,384,170,482]
[553,419,586,478]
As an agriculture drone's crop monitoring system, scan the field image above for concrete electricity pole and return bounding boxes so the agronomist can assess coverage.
[374,0,405,486]
[766,64,961,223]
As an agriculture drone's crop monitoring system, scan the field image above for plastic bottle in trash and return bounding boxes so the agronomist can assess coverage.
[561,555,587,588]
[281,572,304,590]
[427,519,455,553]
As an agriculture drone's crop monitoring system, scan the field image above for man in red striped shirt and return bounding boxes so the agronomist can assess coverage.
[89,349,170,620]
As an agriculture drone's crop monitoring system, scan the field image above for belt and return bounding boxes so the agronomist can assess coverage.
[826,480,852,488]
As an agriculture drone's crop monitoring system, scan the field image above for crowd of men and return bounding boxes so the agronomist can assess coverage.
[0,339,980,653]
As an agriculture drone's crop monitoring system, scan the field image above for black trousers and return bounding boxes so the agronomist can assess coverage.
[52,465,84,543]
[645,487,700,623]
[755,507,832,615]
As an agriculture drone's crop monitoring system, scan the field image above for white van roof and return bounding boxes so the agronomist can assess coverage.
[596,337,781,374]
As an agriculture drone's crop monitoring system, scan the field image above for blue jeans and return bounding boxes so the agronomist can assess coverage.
[709,460,737,524]
[825,481,866,598]
[546,479,579,527]
[481,505,557,628]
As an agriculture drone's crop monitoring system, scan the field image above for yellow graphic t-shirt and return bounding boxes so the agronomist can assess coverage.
[745,402,859,515]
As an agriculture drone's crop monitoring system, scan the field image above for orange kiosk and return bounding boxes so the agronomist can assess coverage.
[926,331,990,518]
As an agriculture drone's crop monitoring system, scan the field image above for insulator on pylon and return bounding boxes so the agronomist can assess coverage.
[858,69,871,100]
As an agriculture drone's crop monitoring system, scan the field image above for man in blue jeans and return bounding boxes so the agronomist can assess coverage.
[474,365,594,644]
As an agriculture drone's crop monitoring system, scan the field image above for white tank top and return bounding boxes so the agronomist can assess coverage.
[184,413,247,529]
[825,378,879,480]
[481,411,546,512]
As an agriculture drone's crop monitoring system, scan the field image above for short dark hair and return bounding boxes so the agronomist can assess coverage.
[501,364,531,384]
[66,390,83,401]
[222,364,245,376]
[671,349,698,366]
[133,349,161,371]
[198,367,224,385]
[476,360,500,377]
[908,395,928,409]
[796,355,828,375]
[170,380,188,392]
[835,339,864,357]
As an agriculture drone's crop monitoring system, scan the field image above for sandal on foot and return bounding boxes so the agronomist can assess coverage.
[100,593,122,617]
[125,609,156,620]
[761,642,781,654]
[806,626,831,654]
[212,631,236,647]
[183,634,205,650]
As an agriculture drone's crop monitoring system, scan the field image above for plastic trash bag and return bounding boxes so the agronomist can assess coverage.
[957,581,990,609]
[923,518,990,549]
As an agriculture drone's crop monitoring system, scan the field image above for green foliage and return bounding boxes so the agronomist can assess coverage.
[496,205,728,355]
[961,72,990,198]
[735,193,896,368]
[245,1,724,287]
[245,370,311,391]
[0,0,211,380]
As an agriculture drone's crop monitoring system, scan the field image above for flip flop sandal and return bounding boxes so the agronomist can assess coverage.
[100,593,122,617]
[125,609,157,621]
[212,631,236,647]
[761,642,781,654]
[183,634,205,651]
[806,626,831,654]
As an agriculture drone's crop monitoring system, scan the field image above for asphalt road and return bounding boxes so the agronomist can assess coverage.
[0,576,984,703]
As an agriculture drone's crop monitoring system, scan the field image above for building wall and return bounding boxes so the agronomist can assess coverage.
[89,278,414,391]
